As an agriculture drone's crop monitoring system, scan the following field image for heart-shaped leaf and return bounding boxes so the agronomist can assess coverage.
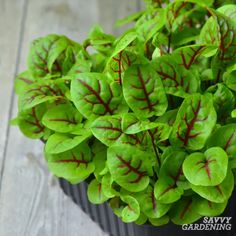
[15,104,49,139]
[207,83,235,119]
[193,195,228,217]
[42,103,82,133]
[172,45,208,70]
[71,73,127,119]
[191,170,234,203]
[152,55,199,97]
[183,147,228,186]
[154,151,187,204]
[107,145,152,192]
[121,195,140,223]
[91,115,147,147]
[28,35,81,78]
[169,196,201,225]
[134,185,170,218]
[207,124,236,158]
[87,179,109,204]
[18,80,67,111]
[45,142,94,184]
[106,49,138,85]
[170,93,217,150]
[123,63,168,119]
[45,131,91,154]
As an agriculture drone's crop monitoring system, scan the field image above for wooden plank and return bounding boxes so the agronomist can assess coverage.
[97,0,140,35]
[0,0,134,235]
[0,0,25,181]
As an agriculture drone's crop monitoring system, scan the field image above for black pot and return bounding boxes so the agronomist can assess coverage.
[59,178,236,236]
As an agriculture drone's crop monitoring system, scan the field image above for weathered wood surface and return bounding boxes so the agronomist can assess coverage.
[0,0,140,235]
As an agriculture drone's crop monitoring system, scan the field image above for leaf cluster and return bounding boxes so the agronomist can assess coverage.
[13,0,236,226]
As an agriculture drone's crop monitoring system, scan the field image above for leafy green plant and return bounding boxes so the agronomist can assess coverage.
[13,0,236,226]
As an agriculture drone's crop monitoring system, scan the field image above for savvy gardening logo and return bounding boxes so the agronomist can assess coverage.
[182,217,232,231]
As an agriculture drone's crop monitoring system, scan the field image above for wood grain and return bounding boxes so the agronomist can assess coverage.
[0,0,141,235]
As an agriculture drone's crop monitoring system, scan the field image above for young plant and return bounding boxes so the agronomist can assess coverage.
[13,0,236,226]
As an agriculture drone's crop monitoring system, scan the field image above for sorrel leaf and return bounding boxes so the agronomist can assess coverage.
[183,147,228,186]
[107,145,152,192]
[154,151,187,204]
[42,103,82,133]
[169,196,201,225]
[193,195,228,217]
[207,124,236,158]
[191,170,234,203]
[45,131,91,154]
[170,93,217,150]
[134,185,170,218]
[87,179,109,204]
[45,142,94,184]
[91,115,146,146]
[152,55,199,97]
[123,63,168,118]
[71,73,127,119]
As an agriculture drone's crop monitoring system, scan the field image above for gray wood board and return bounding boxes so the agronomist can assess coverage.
[0,0,140,235]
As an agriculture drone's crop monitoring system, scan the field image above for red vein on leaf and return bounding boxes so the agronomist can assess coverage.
[116,155,146,184]
[57,152,88,168]
[180,199,192,219]
[224,132,235,151]
[78,79,113,114]
[177,100,204,146]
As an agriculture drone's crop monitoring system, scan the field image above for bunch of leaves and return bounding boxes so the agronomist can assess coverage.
[13,0,236,227]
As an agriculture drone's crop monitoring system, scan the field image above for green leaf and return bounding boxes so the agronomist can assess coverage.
[111,30,137,57]
[207,124,236,158]
[135,8,166,42]
[42,103,82,133]
[135,213,147,225]
[152,55,199,97]
[121,113,169,135]
[116,11,144,27]
[16,104,49,139]
[107,145,152,192]
[208,83,235,117]
[28,34,80,78]
[87,25,115,53]
[45,131,91,154]
[18,80,67,111]
[169,196,201,225]
[231,109,236,118]
[191,170,234,203]
[92,141,107,180]
[223,66,236,91]
[154,151,187,204]
[134,185,170,218]
[172,45,212,70]
[149,215,170,226]
[45,142,94,184]
[71,73,127,119]
[183,147,228,186]
[105,49,138,85]
[87,179,109,204]
[170,93,217,150]
[14,71,35,95]
[123,63,168,118]
[193,195,228,217]
[121,195,140,223]
[101,173,119,198]
[91,115,147,146]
